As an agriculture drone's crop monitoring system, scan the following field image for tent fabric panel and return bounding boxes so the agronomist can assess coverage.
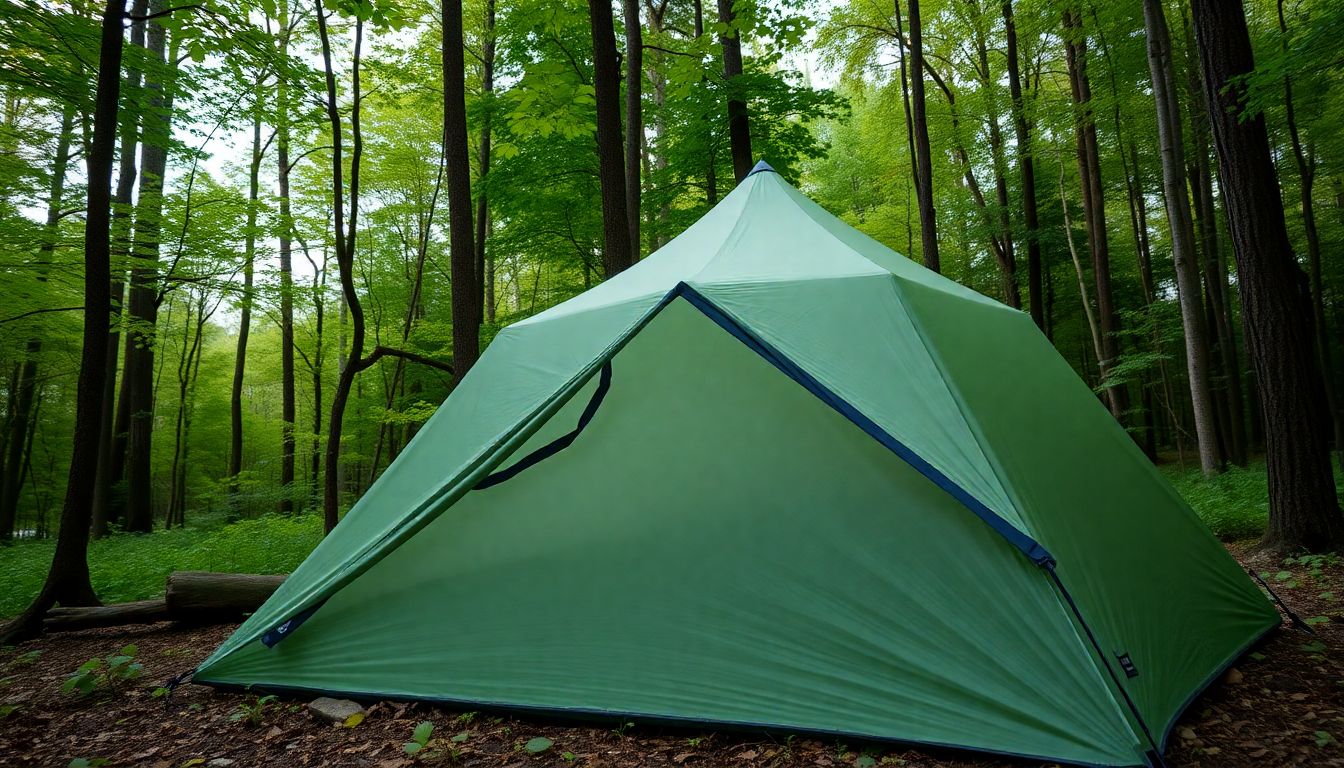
[197,298,1140,766]
[694,275,1028,541]
[898,279,1280,738]
[197,294,665,667]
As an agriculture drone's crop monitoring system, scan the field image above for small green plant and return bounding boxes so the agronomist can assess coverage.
[611,721,634,738]
[686,736,705,748]
[61,645,143,697]
[228,694,278,726]
[450,731,470,743]
[856,756,877,768]
[454,711,477,725]
[1316,730,1335,748]
[67,759,109,768]
[0,703,20,719]
[1287,553,1341,579]
[524,736,554,754]
[404,720,435,755]
[562,752,577,762]
[10,650,41,666]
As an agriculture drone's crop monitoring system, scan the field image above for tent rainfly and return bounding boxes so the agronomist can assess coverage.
[195,161,1278,768]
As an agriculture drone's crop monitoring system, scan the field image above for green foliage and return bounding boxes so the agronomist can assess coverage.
[2,515,323,619]
[67,759,110,768]
[61,645,143,697]
[524,736,554,754]
[229,694,279,725]
[404,720,435,755]
[1162,462,1274,540]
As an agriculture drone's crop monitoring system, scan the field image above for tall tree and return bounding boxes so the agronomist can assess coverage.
[717,0,752,183]
[624,0,642,254]
[121,0,175,532]
[1063,7,1127,423]
[1003,0,1043,328]
[276,0,298,512]
[92,0,148,537]
[589,0,634,276]
[905,0,938,273]
[320,0,454,531]
[475,0,496,324]
[1190,0,1344,552]
[1143,0,1219,476]
[0,105,74,540]
[1278,0,1341,469]
[1183,10,1248,466]
[444,0,479,375]
[316,0,365,532]
[1,0,124,644]
[229,84,265,493]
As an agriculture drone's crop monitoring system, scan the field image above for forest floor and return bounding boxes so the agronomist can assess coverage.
[2,544,1343,768]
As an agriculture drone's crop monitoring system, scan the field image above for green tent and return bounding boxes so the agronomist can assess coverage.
[195,162,1277,767]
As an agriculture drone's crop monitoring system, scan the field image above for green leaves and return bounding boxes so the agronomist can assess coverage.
[404,720,435,754]
[228,694,278,725]
[524,736,554,754]
[61,645,143,697]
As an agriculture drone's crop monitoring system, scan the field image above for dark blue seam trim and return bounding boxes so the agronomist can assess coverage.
[474,362,613,490]
[1047,564,1164,767]
[261,598,327,648]
[190,678,1134,767]
[671,282,1053,566]
[257,280,1050,650]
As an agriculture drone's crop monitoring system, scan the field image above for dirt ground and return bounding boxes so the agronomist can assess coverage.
[2,545,1343,768]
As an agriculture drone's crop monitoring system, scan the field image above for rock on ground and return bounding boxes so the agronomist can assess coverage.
[308,696,365,723]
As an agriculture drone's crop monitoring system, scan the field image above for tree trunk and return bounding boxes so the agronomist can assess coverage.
[1277,0,1342,471]
[717,0,752,183]
[906,0,939,273]
[309,244,326,501]
[444,0,480,375]
[624,0,642,254]
[92,0,148,538]
[1143,0,1220,475]
[123,0,175,533]
[277,0,297,513]
[317,8,365,533]
[1003,0,1043,329]
[972,12,1018,308]
[1,0,123,644]
[475,0,496,325]
[228,87,264,494]
[1190,0,1344,553]
[589,0,634,277]
[0,105,73,540]
[1063,7,1127,423]
[1182,9,1249,466]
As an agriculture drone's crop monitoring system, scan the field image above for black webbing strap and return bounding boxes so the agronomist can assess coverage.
[474,361,613,491]
[1249,568,1315,634]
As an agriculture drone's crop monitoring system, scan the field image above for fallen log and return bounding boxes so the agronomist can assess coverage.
[44,600,170,632]
[165,571,286,623]
[42,571,286,632]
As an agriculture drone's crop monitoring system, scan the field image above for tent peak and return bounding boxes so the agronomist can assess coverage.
[746,160,776,177]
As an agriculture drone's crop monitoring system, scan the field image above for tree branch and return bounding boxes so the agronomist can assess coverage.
[357,346,454,375]
[0,306,83,325]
